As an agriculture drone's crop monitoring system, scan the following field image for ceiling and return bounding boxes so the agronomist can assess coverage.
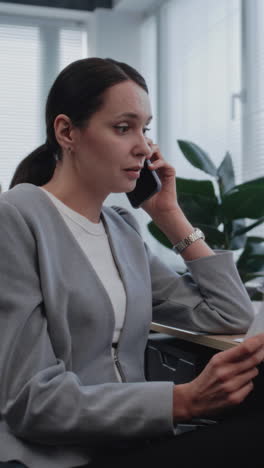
[0,0,113,11]
[114,0,163,14]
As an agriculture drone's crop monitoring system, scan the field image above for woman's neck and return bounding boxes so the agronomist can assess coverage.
[42,171,105,224]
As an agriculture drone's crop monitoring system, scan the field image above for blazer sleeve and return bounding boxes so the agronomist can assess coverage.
[0,201,175,445]
[114,207,254,334]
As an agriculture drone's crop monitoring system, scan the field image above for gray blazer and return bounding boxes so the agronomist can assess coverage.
[0,184,254,468]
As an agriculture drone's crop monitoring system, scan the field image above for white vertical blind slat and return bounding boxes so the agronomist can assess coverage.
[60,29,88,70]
[0,16,88,192]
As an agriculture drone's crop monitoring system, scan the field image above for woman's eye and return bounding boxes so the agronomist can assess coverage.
[113,125,150,135]
[114,125,129,134]
[143,127,150,135]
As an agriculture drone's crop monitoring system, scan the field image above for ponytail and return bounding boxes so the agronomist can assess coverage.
[9,144,56,189]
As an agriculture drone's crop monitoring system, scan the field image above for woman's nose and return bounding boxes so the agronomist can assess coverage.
[132,135,152,158]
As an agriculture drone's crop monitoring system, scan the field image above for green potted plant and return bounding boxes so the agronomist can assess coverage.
[148,140,264,300]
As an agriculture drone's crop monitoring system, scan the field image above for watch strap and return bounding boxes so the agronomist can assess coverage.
[172,228,205,254]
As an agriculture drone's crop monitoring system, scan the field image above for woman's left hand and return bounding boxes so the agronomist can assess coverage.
[141,140,178,219]
[141,140,214,259]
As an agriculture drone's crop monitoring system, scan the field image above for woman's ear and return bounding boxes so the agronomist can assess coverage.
[54,114,75,151]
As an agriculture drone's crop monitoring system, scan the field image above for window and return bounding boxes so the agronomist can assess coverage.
[242,0,264,182]
[0,15,88,192]
[157,0,242,182]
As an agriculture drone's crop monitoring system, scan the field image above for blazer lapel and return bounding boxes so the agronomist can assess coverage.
[101,207,152,349]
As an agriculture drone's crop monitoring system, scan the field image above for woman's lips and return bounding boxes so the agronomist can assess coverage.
[124,167,142,179]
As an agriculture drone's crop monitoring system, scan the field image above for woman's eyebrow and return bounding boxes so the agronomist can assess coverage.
[115,112,153,122]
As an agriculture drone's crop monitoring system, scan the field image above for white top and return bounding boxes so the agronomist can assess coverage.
[41,188,126,343]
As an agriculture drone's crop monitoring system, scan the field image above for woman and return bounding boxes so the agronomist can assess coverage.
[0,57,263,468]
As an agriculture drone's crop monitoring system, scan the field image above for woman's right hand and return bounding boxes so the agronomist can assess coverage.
[172,333,264,422]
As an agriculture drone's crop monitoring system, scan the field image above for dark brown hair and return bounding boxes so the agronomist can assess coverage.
[9,57,148,188]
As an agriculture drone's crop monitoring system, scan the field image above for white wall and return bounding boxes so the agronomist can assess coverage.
[90,8,142,68]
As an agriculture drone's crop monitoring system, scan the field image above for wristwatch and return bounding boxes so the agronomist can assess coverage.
[172,228,205,255]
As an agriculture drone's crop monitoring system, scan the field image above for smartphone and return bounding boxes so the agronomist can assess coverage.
[126,159,162,208]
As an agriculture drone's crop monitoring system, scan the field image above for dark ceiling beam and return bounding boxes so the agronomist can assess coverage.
[1,0,113,11]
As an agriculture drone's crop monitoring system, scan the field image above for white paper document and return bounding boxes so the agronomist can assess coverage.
[245,303,264,339]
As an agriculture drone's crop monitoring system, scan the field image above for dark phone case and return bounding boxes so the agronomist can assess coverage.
[126,160,162,208]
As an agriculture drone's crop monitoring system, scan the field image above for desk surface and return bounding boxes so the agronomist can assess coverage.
[151,322,244,351]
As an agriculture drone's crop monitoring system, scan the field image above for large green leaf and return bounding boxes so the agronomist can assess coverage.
[234,216,264,236]
[178,192,219,226]
[147,221,172,249]
[236,236,264,283]
[217,152,235,195]
[177,140,217,176]
[221,185,264,219]
[228,219,247,250]
[176,177,217,199]
[238,236,264,257]
[234,177,264,190]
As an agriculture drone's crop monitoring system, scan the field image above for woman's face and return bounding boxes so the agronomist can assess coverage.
[71,80,152,197]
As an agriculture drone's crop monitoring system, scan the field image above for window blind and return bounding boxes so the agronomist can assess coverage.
[0,15,88,192]
[60,28,89,71]
[0,22,40,192]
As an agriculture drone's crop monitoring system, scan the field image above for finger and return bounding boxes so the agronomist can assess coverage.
[211,347,264,385]
[243,332,264,349]
[225,380,254,407]
[148,159,165,170]
[232,346,264,374]
[147,144,162,161]
[217,366,259,395]
[212,346,264,379]
[219,333,264,363]
[148,160,176,180]
[222,344,264,377]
